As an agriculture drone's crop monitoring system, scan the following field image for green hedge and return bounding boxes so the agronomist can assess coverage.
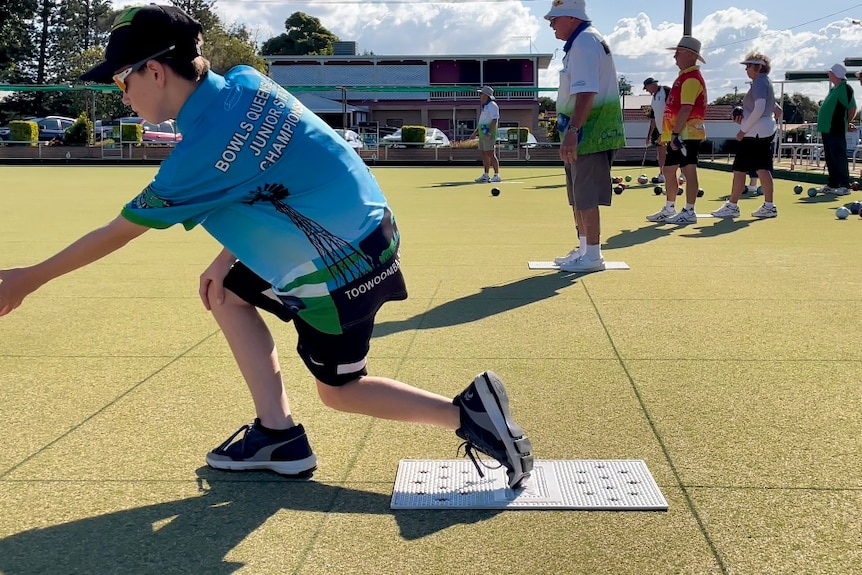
[65,113,93,145]
[401,126,426,144]
[503,127,529,143]
[10,120,38,146]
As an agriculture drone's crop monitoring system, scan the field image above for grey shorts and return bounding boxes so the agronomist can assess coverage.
[565,150,615,210]
[478,135,496,152]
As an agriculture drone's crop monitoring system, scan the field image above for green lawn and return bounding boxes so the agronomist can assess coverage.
[0,164,860,574]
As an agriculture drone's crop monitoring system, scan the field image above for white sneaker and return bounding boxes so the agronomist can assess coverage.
[665,207,697,224]
[746,185,758,193]
[475,174,490,183]
[711,202,740,218]
[489,174,501,183]
[833,187,850,196]
[559,255,605,273]
[655,174,665,184]
[646,205,677,222]
[554,249,581,266]
[751,204,778,218]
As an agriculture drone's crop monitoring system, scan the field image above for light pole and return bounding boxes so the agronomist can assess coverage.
[338,86,348,129]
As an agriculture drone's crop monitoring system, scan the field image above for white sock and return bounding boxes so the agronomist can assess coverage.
[765,201,774,208]
[727,201,738,207]
[578,235,587,255]
[665,201,675,209]
[585,244,601,260]
[685,203,695,211]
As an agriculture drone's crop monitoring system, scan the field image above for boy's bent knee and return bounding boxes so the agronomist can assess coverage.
[316,377,363,411]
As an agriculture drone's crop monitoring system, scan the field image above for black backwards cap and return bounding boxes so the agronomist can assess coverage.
[80,4,203,83]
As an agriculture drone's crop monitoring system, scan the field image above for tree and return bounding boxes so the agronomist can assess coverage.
[260,12,339,56]
[205,25,268,75]
[780,93,819,124]
[618,75,632,110]
[170,0,221,33]
[618,75,632,96]
[0,0,38,84]
[712,92,744,106]
[538,96,555,115]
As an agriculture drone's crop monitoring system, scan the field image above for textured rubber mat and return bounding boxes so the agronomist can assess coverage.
[391,459,668,510]
[527,261,630,270]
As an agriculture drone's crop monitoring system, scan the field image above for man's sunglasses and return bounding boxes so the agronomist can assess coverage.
[112,45,175,92]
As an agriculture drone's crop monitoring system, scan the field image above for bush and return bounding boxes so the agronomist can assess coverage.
[504,127,529,144]
[401,126,426,144]
[10,120,38,146]
[65,113,93,145]
[114,123,142,143]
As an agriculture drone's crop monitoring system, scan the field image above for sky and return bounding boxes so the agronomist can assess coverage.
[111,1,862,104]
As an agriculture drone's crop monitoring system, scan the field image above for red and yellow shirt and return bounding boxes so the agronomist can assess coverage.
[661,65,707,142]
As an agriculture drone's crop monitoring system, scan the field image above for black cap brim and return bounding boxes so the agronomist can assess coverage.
[80,60,119,84]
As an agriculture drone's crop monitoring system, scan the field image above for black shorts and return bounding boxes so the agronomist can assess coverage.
[664,140,701,168]
[732,135,774,174]
[223,257,407,387]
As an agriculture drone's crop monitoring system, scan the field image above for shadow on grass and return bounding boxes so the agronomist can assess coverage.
[0,468,497,574]
[424,181,481,188]
[679,217,753,238]
[797,194,841,204]
[374,273,577,336]
[603,225,677,250]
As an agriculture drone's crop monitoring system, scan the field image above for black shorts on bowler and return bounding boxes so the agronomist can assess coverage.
[223,256,407,388]
[732,135,774,174]
[665,140,701,168]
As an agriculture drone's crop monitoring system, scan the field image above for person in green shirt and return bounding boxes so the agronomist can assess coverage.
[817,63,857,195]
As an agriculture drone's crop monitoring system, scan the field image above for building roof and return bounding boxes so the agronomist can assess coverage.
[624,104,736,122]
[294,93,367,114]
[264,53,554,70]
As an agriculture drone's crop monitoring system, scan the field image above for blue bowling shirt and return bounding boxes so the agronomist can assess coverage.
[121,66,402,334]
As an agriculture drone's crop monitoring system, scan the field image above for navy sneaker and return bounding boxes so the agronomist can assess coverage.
[453,371,534,489]
[206,419,317,477]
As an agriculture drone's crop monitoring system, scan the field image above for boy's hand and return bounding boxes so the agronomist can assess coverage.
[0,267,45,317]
[199,253,235,311]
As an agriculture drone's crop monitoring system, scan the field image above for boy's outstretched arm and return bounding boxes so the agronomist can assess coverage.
[0,215,149,317]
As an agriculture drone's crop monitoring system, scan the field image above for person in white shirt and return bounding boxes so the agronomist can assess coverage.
[472,86,501,182]
[643,77,669,183]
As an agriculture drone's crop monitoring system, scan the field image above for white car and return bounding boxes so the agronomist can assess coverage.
[382,127,450,148]
[334,128,364,150]
[496,127,538,148]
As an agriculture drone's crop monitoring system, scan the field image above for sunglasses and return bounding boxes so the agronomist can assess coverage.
[113,45,175,92]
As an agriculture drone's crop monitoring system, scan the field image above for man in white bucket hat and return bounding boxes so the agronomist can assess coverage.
[645,36,708,224]
[545,0,625,273]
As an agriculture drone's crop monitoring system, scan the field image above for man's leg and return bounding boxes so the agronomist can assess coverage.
[656,144,667,177]
[821,135,840,188]
[663,163,680,201]
[681,164,699,205]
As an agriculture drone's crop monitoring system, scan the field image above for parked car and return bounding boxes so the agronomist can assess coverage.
[334,128,364,150]
[35,116,76,142]
[0,116,73,142]
[496,127,538,148]
[382,127,450,148]
[103,117,182,144]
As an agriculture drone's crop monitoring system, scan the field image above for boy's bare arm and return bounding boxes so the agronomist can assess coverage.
[0,215,149,316]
